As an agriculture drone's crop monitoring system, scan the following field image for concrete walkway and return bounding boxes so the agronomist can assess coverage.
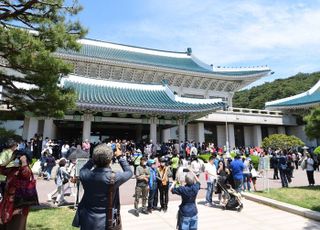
[35,166,320,229]
[120,198,320,230]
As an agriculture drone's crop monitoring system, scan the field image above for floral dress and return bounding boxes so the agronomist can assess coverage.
[0,165,32,224]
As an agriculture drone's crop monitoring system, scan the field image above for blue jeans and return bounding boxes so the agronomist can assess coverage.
[148,188,158,209]
[243,173,251,191]
[206,181,215,203]
[179,215,198,230]
[46,166,53,180]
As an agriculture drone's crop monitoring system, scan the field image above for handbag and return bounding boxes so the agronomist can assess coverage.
[107,172,122,230]
[14,170,39,208]
[58,167,69,185]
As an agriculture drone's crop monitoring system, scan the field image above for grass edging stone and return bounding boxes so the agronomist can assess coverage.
[243,192,320,222]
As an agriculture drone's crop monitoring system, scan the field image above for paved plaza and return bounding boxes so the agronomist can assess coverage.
[120,199,320,230]
[35,166,320,229]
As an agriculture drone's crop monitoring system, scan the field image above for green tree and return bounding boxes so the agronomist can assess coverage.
[0,0,86,117]
[262,134,304,150]
[233,72,320,109]
[304,106,320,139]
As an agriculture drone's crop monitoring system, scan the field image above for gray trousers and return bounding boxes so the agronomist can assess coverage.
[134,186,149,210]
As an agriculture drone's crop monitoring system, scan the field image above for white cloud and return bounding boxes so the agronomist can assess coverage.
[98,0,320,81]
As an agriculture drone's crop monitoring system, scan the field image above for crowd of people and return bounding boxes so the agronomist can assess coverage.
[0,134,319,230]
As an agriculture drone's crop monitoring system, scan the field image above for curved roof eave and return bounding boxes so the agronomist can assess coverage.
[265,79,320,108]
[56,52,270,81]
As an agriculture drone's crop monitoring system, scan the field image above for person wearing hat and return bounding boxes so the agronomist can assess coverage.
[134,157,150,216]
[157,157,172,212]
[133,149,142,175]
[147,159,159,213]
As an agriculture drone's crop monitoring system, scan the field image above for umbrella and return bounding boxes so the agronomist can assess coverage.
[67,148,90,161]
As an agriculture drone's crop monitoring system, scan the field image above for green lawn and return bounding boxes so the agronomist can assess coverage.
[27,207,77,230]
[257,186,320,212]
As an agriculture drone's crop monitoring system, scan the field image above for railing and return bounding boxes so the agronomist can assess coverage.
[216,107,284,116]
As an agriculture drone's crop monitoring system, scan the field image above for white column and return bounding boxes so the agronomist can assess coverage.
[162,128,171,143]
[217,125,226,148]
[82,113,93,141]
[228,124,235,150]
[253,125,262,147]
[187,124,196,141]
[227,92,234,107]
[278,126,286,134]
[196,122,205,144]
[43,118,56,139]
[22,117,39,141]
[178,119,185,144]
[150,117,157,144]
[244,126,253,147]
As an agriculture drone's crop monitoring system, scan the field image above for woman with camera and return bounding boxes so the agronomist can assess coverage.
[170,168,201,230]
[0,150,38,230]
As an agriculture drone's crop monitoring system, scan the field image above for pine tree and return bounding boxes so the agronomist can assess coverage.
[0,0,86,117]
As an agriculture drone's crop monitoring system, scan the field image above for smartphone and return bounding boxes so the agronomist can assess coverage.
[183,168,189,172]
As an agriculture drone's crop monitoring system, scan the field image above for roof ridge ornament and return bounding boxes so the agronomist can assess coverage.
[187,48,192,56]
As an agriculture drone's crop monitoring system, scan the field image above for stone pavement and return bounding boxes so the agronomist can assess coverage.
[37,165,320,205]
[120,199,320,230]
[35,165,320,229]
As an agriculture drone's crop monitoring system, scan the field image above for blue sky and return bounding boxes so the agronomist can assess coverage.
[77,0,320,88]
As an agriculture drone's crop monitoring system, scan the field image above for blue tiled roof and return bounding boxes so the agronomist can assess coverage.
[57,40,270,76]
[58,43,213,73]
[269,90,320,107]
[62,78,224,114]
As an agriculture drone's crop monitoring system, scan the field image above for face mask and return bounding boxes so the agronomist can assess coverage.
[143,162,147,166]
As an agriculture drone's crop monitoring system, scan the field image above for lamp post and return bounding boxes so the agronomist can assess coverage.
[224,104,229,153]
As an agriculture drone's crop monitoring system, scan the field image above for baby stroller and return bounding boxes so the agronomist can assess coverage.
[217,180,243,212]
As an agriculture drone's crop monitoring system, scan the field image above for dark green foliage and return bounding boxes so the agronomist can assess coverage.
[304,107,320,139]
[262,134,304,150]
[0,0,87,117]
[233,72,320,109]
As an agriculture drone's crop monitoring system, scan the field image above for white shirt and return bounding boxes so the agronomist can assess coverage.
[205,163,217,183]
[61,144,70,154]
[191,159,203,175]
[306,158,314,171]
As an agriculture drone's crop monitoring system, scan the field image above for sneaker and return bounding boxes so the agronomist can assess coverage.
[204,202,212,207]
[133,209,139,217]
[141,209,149,215]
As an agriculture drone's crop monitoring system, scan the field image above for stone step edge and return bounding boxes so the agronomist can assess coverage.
[242,192,320,222]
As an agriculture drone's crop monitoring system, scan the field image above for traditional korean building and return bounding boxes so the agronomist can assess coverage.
[265,80,320,146]
[266,79,320,113]
[19,38,275,147]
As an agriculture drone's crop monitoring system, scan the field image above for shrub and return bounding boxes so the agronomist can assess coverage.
[262,134,304,150]
[313,146,320,155]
